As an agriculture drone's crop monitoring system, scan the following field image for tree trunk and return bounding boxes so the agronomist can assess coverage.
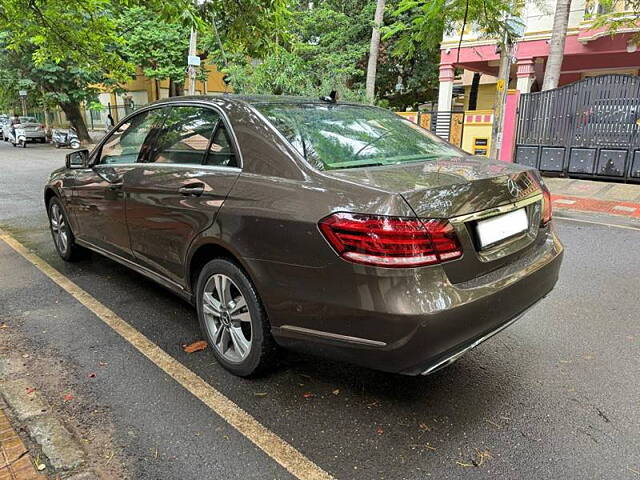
[60,102,91,144]
[542,0,572,91]
[468,72,481,110]
[169,78,176,97]
[489,45,512,160]
[365,0,386,105]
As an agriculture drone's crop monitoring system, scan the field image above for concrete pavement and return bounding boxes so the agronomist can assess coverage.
[546,177,640,218]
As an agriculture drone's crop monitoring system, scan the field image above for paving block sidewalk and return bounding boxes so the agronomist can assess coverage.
[544,177,640,218]
[0,407,45,480]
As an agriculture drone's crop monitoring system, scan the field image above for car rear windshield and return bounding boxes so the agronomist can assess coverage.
[255,103,461,170]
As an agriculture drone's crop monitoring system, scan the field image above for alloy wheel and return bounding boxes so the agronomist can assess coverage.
[202,274,252,363]
[50,203,68,255]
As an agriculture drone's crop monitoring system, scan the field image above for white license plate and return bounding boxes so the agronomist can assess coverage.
[476,208,528,248]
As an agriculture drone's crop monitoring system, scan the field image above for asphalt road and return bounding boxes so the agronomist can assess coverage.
[1,140,639,479]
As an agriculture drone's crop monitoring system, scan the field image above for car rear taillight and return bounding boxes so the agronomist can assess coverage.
[318,213,462,268]
[541,186,552,226]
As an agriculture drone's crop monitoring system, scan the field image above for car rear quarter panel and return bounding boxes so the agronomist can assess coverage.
[193,101,420,331]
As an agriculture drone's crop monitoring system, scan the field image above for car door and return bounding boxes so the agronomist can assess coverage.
[125,104,241,285]
[71,108,166,259]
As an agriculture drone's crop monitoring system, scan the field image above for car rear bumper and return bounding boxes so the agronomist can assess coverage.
[265,228,563,374]
[25,132,45,139]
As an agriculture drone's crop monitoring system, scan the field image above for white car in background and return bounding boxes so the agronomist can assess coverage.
[2,117,47,143]
[0,115,9,140]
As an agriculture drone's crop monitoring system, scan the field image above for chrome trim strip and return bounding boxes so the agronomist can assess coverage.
[450,193,543,224]
[421,312,524,375]
[278,325,387,347]
[93,163,241,173]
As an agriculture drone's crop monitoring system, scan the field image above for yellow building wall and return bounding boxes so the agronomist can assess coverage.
[463,84,497,110]
[461,110,493,156]
[98,64,230,105]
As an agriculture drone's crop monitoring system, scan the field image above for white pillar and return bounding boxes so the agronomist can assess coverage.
[436,64,455,139]
[516,58,535,93]
[437,64,454,111]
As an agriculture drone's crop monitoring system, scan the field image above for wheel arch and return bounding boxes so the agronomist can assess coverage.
[44,186,58,207]
[186,240,259,300]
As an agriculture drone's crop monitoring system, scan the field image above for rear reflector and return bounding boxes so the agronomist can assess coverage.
[319,213,462,268]
[541,186,552,225]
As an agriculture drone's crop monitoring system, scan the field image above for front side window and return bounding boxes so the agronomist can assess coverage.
[146,106,221,165]
[100,109,165,165]
[255,104,462,170]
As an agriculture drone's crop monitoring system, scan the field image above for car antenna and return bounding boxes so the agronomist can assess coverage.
[319,90,337,103]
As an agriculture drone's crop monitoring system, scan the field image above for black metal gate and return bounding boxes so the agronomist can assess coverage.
[515,74,640,183]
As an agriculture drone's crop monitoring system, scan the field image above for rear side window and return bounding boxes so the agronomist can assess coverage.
[100,109,165,165]
[146,106,221,165]
[206,124,237,167]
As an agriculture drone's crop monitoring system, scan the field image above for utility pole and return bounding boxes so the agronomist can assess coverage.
[18,90,27,116]
[187,27,198,96]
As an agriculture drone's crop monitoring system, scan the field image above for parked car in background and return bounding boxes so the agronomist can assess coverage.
[3,116,46,144]
[44,95,563,378]
[18,116,47,143]
[0,115,9,141]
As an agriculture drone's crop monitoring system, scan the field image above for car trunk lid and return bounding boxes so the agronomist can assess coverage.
[325,156,545,282]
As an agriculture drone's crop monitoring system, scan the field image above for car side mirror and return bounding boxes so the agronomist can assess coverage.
[66,149,89,169]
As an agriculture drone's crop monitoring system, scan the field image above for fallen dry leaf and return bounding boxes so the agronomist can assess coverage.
[25,387,36,394]
[183,340,208,353]
[303,392,315,399]
[88,372,96,378]
[0,323,8,329]
[376,426,384,435]
[332,389,340,395]
[63,394,74,401]
[254,392,268,397]
[485,419,501,429]
[419,423,431,432]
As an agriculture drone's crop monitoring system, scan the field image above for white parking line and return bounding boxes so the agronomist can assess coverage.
[0,230,333,480]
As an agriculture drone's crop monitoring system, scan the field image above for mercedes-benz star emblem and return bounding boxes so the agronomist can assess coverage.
[507,178,521,198]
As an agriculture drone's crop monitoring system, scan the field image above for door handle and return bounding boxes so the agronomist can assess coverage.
[179,183,205,196]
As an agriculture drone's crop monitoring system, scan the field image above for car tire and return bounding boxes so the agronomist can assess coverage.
[196,258,277,377]
[47,197,83,261]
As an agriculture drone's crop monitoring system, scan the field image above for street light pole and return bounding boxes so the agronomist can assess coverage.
[18,90,28,116]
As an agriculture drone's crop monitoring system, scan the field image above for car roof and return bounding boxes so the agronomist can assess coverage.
[148,94,367,108]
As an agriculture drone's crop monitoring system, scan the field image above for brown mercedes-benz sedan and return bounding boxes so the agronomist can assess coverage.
[44,95,563,377]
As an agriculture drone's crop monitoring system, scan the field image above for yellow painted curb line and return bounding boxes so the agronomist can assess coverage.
[0,230,333,480]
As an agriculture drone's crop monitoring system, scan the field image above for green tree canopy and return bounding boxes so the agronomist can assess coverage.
[219,0,443,110]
